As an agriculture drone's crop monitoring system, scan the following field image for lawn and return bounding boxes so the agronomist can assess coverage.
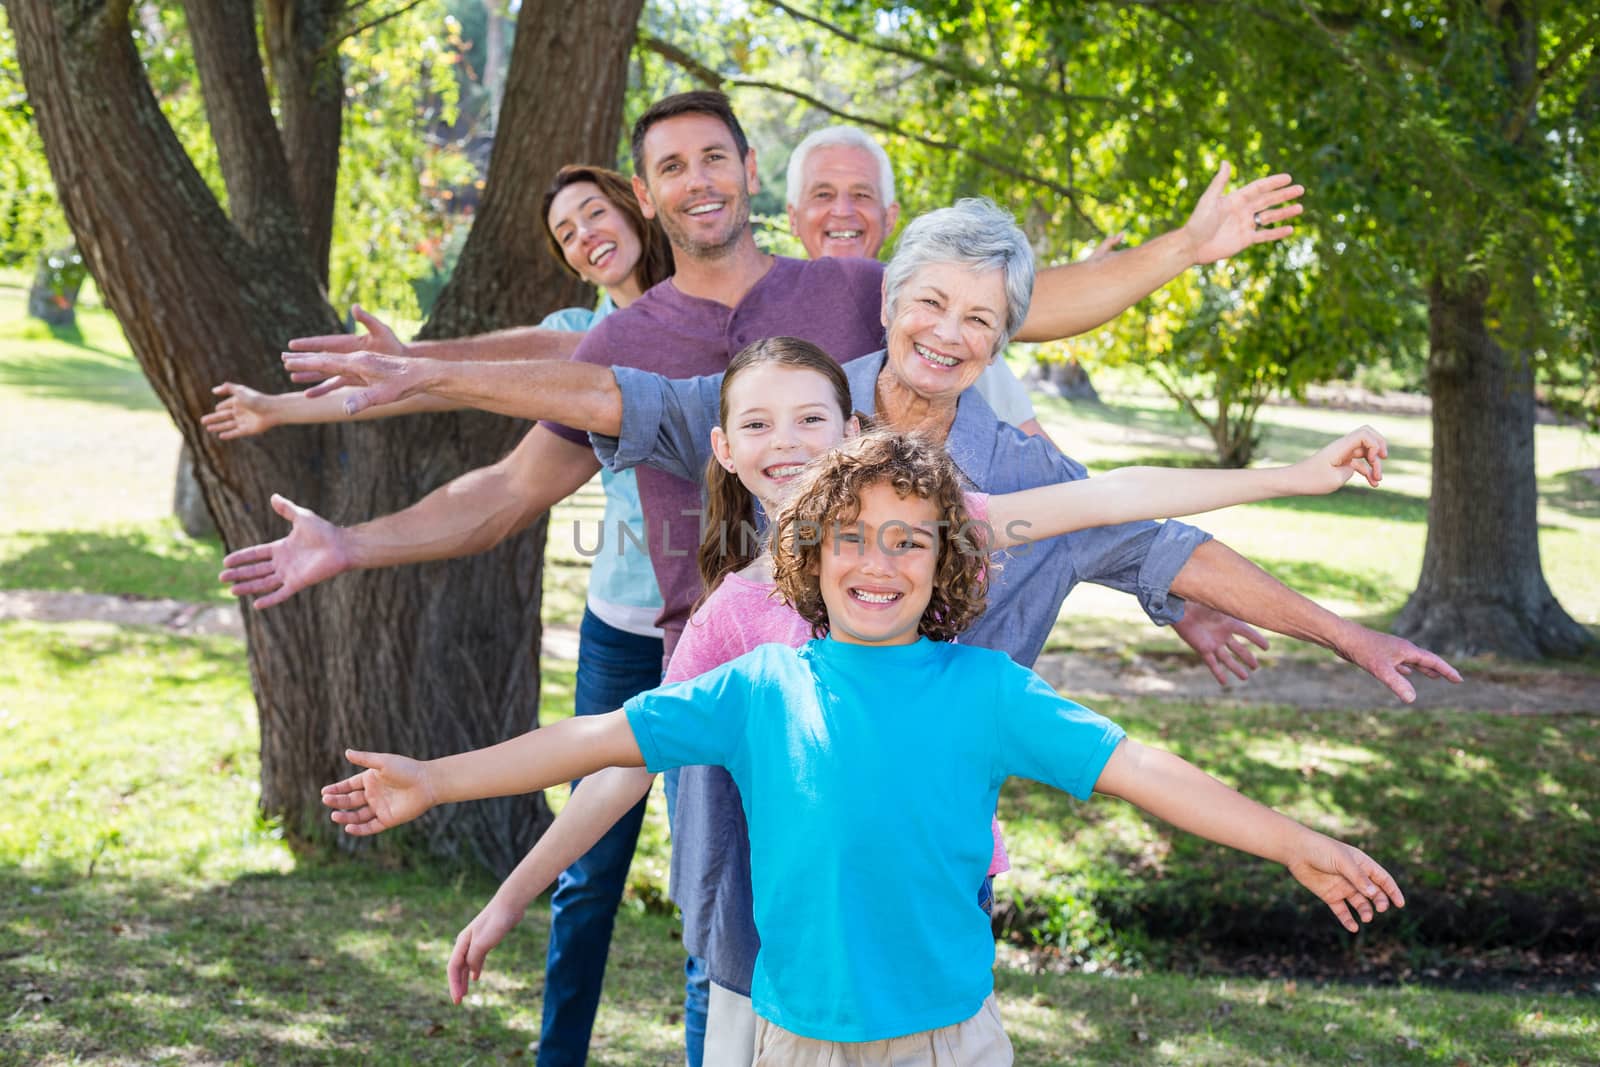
[3,282,1598,1063]
[4,621,1596,1065]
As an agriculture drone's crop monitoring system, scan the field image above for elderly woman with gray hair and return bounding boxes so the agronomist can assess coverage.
[288,197,1455,1062]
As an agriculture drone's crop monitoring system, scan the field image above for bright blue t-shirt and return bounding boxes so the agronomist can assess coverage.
[624,637,1125,1042]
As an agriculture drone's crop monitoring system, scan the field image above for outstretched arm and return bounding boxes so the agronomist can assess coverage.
[1169,540,1462,702]
[985,426,1387,550]
[201,381,462,440]
[1016,163,1303,342]
[1094,739,1404,933]
[286,304,584,364]
[279,348,622,429]
[321,712,646,837]
[220,426,599,608]
[445,766,656,1003]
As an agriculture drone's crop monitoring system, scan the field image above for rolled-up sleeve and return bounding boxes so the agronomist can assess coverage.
[590,366,724,482]
[1067,518,1212,626]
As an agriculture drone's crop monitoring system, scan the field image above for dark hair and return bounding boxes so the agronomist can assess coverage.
[630,90,750,178]
[540,164,675,294]
[697,337,854,598]
[770,430,988,643]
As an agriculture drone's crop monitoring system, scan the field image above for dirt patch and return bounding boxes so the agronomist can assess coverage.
[5,590,1596,714]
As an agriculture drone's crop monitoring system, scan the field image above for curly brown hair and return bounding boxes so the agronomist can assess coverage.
[770,430,988,643]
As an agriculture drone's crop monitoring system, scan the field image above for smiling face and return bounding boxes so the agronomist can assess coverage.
[787,144,899,260]
[546,181,645,294]
[815,481,940,647]
[883,261,1008,402]
[710,363,857,515]
[632,112,758,260]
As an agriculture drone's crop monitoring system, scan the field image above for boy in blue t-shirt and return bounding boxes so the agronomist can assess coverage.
[322,430,1404,1063]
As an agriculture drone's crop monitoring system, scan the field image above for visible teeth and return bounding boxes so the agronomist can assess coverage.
[588,242,616,265]
[827,230,862,239]
[852,589,900,604]
[687,203,722,215]
[767,464,806,478]
[915,343,959,368]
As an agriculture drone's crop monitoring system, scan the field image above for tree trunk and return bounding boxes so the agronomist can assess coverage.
[1392,278,1593,659]
[12,0,643,876]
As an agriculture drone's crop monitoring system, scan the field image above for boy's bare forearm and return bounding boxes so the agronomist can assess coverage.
[430,713,646,807]
[1095,739,1307,866]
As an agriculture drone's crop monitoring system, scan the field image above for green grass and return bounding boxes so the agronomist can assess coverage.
[4,620,1595,1066]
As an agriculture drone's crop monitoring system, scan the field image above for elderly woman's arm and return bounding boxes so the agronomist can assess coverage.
[1015,164,1304,342]
[1167,544,1461,704]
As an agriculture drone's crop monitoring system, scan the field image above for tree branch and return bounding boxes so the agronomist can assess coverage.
[761,0,1132,111]
[637,34,1105,230]
[181,0,306,262]
[325,0,429,55]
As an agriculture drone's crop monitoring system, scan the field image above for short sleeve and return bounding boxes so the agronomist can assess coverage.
[537,307,598,332]
[590,366,725,482]
[971,358,1036,427]
[991,659,1125,799]
[625,654,755,773]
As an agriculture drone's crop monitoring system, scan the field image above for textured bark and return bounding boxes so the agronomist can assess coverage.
[11,0,642,875]
[1392,279,1593,659]
[263,0,344,280]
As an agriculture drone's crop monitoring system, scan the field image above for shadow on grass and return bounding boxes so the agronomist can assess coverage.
[1252,557,1408,606]
[998,968,1600,1066]
[0,349,163,412]
[0,527,228,605]
[999,702,1600,963]
[0,861,683,1065]
[1540,467,1600,521]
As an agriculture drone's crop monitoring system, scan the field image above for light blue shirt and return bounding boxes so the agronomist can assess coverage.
[594,350,1211,666]
[540,298,663,633]
[626,637,1125,1041]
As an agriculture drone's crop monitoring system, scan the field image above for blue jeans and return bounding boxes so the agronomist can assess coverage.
[662,767,710,1066]
[538,609,663,1067]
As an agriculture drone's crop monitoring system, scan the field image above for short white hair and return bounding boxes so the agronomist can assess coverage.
[884,199,1034,354]
[785,126,896,209]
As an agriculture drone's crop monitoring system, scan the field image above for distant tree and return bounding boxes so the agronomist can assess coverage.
[10,0,644,873]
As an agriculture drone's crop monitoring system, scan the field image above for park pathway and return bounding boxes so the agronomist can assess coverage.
[3,588,1596,714]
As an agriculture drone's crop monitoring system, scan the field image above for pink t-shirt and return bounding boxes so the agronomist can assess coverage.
[668,493,1009,877]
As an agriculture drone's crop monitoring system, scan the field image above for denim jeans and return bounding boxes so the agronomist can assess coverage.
[538,609,663,1067]
[663,765,711,1066]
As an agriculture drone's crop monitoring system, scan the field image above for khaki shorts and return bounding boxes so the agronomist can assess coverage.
[753,994,1013,1066]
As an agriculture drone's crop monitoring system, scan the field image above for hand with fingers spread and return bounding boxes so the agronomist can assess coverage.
[286,305,408,372]
[320,748,439,836]
[1338,625,1463,704]
[1284,832,1405,933]
[1173,603,1271,686]
[281,348,435,416]
[1183,161,1306,265]
[1288,424,1389,494]
[447,896,527,1004]
[218,493,353,608]
[202,382,282,440]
